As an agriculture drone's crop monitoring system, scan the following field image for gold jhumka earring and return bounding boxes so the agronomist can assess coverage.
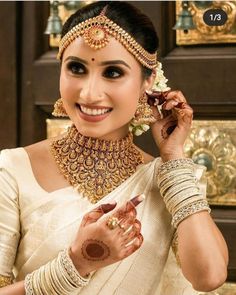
[52,98,68,117]
[129,92,156,136]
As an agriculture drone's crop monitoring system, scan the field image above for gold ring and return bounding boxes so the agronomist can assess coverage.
[118,223,126,231]
[106,216,119,230]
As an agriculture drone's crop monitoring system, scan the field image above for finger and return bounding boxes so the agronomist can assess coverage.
[124,234,144,257]
[113,194,145,220]
[164,90,187,103]
[162,99,180,111]
[146,90,169,106]
[81,202,117,227]
[122,220,142,242]
[118,216,135,233]
[173,103,193,126]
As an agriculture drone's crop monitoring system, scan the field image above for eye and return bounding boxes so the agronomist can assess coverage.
[103,66,124,79]
[67,61,86,75]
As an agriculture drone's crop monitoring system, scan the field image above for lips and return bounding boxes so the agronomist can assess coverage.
[76,103,112,122]
[78,104,112,116]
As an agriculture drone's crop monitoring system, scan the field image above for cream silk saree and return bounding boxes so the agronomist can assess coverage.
[0,148,203,294]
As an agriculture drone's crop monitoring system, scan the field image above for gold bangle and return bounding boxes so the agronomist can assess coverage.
[172,200,211,228]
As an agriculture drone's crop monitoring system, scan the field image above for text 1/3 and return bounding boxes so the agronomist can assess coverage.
[203,9,227,26]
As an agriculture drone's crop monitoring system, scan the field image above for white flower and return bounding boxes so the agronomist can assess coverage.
[141,124,150,132]
[134,128,143,136]
[152,62,170,92]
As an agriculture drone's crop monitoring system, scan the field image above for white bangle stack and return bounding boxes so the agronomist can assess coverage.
[157,158,211,228]
[24,248,91,295]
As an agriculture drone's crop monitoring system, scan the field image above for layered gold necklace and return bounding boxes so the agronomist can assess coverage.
[51,125,144,203]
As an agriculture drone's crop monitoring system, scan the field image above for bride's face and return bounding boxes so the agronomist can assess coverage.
[60,36,150,140]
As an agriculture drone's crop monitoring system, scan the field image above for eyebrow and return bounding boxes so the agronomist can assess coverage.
[64,56,131,69]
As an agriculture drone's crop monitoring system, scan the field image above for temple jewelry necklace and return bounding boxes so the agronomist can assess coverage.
[51,125,144,203]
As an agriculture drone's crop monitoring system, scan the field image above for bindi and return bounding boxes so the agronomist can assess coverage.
[81,239,110,261]
[91,58,95,61]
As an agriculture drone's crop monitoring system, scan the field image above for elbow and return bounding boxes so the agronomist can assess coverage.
[192,268,227,292]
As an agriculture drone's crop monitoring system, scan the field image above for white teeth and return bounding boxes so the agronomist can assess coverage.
[80,105,110,116]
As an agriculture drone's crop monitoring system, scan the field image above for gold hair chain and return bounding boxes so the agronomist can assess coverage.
[58,14,157,69]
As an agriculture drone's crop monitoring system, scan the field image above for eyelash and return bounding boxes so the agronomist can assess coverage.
[67,62,86,75]
[66,62,124,79]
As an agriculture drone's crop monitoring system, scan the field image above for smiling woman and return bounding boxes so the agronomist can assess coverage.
[0,1,228,295]
[60,36,147,140]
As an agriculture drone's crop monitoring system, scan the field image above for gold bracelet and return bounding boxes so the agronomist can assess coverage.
[24,248,91,294]
[172,199,211,228]
[156,158,210,228]
[157,158,194,174]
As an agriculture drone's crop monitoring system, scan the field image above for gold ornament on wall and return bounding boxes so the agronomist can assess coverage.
[175,1,236,45]
[184,120,236,206]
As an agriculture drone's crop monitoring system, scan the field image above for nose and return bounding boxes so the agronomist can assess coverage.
[79,74,105,104]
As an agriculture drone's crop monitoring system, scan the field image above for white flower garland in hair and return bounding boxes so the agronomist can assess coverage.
[129,62,170,136]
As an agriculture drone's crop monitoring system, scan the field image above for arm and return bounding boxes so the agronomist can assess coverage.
[151,90,228,292]
[0,152,21,293]
[0,281,25,295]
[177,211,228,292]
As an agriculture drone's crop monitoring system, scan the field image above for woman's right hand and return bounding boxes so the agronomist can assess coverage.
[69,195,145,277]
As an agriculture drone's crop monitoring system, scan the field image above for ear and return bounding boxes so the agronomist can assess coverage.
[142,70,156,92]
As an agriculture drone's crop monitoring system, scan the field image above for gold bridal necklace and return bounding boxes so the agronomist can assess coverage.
[51,125,144,203]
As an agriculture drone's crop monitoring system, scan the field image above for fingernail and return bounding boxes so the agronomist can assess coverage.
[130,194,145,206]
[101,202,117,213]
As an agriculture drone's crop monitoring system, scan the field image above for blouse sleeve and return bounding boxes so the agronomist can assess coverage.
[0,150,20,285]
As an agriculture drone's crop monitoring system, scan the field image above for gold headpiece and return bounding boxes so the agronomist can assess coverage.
[57,7,157,69]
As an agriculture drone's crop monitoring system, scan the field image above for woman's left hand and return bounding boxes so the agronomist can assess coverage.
[150,90,193,162]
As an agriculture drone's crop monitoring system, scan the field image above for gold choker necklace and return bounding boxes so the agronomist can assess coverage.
[51,125,144,203]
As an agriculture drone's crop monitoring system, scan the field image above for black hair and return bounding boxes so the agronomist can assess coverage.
[61,1,159,78]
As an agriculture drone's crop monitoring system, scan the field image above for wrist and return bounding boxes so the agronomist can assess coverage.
[69,246,91,278]
[160,152,185,162]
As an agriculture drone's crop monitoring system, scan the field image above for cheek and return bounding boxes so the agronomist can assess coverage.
[60,74,78,99]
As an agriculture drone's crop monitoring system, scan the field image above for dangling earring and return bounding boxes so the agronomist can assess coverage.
[52,98,68,117]
[129,92,156,136]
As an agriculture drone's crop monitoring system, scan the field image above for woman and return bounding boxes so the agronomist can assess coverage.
[0,1,228,294]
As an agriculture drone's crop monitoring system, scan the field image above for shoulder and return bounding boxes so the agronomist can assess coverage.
[24,139,51,159]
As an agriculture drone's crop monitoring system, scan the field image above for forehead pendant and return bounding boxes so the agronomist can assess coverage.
[58,6,157,69]
[84,16,109,49]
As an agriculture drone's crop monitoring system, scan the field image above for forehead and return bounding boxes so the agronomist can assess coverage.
[62,36,141,67]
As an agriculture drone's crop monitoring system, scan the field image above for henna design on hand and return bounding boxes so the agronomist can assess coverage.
[82,207,104,226]
[161,120,178,139]
[82,203,116,226]
[81,239,110,261]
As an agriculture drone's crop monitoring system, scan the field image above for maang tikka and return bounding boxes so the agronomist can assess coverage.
[57,5,157,69]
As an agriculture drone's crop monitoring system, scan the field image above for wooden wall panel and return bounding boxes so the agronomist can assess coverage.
[0,2,17,149]
[20,1,50,146]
